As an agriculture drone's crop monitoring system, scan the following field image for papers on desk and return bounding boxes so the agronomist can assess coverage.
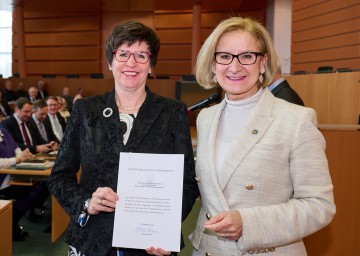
[112,152,184,252]
[16,160,54,170]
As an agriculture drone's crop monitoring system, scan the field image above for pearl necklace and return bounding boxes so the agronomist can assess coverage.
[118,105,142,111]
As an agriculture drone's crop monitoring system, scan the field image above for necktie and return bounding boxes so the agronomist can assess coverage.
[53,115,63,140]
[21,122,31,146]
[38,121,48,141]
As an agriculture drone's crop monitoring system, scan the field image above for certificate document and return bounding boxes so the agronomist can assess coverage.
[112,152,184,252]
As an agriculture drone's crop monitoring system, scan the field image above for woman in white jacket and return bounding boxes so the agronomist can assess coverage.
[189,17,335,255]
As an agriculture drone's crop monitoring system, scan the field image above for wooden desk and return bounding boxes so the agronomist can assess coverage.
[0,200,12,256]
[0,168,69,242]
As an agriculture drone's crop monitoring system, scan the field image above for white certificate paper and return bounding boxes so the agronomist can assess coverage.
[112,152,184,252]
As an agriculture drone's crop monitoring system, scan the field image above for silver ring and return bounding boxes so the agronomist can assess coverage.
[99,198,103,205]
[223,233,226,239]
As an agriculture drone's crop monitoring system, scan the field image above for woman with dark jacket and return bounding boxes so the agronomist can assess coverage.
[47,21,199,256]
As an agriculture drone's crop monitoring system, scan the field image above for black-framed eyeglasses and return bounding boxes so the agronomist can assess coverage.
[214,51,264,65]
[112,49,152,64]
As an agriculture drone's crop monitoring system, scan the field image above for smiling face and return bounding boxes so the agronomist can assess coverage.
[214,30,267,100]
[109,41,151,93]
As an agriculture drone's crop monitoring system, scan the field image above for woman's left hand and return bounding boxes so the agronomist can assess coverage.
[204,210,243,241]
[145,247,171,255]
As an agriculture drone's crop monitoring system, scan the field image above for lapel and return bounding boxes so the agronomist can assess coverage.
[125,87,165,151]
[97,90,124,155]
[216,89,276,190]
[271,80,289,96]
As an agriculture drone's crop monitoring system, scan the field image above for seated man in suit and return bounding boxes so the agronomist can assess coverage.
[45,96,66,142]
[0,98,55,154]
[30,99,59,149]
[268,62,304,106]
[28,86,39,103]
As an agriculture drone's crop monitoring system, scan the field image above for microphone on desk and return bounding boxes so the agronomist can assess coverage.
[188,94,221,112]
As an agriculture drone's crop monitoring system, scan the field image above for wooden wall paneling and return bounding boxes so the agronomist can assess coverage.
[154,13,193,28]
[292,0,359,22]
[154,60,192,76]
[292,0,328,11]
[292,32,359,53]
[292,45,358,63]
[304,130,360,256]
[292,5,360,32]
[24,16,99,32]
[25,47,100,61]
[292,19,358,42]
[291,0,360,73]
[157,29,193,44]
[158,45,192,60]
[25,32,103,47]
[287,72,360,125]
[25,61,100,75]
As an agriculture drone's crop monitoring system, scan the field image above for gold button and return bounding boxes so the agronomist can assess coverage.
[245,184,254,190]
[205,213,211,220]
[195,176,200,183]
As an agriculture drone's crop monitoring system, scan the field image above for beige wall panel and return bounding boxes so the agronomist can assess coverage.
[154,60,191,76]
[292,19,358,42]
[25,47,99,60]
[293,0,359,21]
[292,32,359,53]
[292,5,360,32]
[154,13,193,28]
[158,45,192,60]
[292,45,358,63]
[24,17,99,32]
[291,59,360,73]
[25,31,99,46]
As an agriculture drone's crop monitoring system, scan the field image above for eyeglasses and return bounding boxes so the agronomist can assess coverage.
[112,49,152,64]
[214,51,264,65]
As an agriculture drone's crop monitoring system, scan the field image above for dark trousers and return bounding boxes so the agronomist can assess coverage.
[0,181,49,226]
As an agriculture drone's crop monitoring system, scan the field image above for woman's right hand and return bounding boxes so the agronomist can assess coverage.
[87,187,119,215]
[20,148,33,162]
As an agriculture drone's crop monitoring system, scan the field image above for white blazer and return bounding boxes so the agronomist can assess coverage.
[190,89,335,256]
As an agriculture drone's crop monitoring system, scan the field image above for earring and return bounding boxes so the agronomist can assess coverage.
[213,75,218,84]
[259,73,264,84]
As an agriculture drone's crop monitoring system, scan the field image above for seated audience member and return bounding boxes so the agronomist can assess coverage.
[37,80,48,100]
[0,98,55,154]
[268,61,304,106]
[0,128,49,241]
[57,96,70,122]
[30,99,60,147]
[28,86,39,103]
[0,90,13,121]
[45,96,66,142]
[15,81,29,98]
[2,79,18,102]
[62,86,73,112]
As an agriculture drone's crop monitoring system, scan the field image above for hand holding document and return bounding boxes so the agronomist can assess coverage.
[112,153,184,252]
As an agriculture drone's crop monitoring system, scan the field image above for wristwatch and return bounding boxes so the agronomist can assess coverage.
[83,198,91,213]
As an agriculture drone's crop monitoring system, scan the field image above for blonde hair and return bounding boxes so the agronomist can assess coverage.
[195,16,278,89]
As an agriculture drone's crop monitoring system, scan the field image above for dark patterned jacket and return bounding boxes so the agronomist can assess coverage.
[47,87,199,256]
